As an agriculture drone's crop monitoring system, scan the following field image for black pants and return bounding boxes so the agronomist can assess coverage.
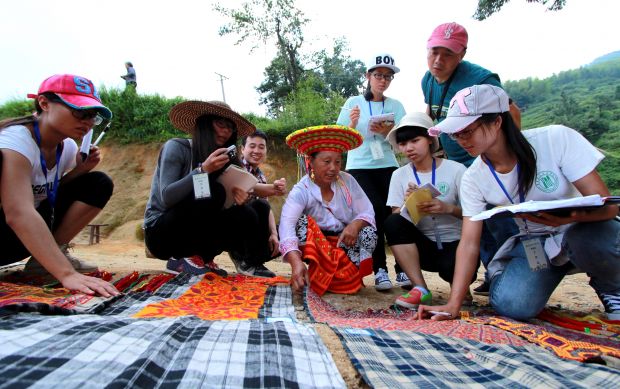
[384,213,472,284]
[145,182,271,265]
[348,167,401,274]
[0,171,114,265]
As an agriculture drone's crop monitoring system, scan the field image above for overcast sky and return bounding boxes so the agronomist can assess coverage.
[1,0,618,116]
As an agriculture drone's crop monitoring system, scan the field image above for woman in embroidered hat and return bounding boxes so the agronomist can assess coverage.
[279,125,377,295]
[144,100,277,277]
[419,84,620,322]
[383,112,470,311]
[336,53,408,292]
[0,74,118,297]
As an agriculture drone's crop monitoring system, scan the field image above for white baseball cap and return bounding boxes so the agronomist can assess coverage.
[366,53,400,73]
[428,84,509,136]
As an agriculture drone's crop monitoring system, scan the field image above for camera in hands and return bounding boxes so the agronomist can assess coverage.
[226,145,237,161]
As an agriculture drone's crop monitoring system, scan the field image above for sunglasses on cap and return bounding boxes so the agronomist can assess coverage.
[46,94,105,126]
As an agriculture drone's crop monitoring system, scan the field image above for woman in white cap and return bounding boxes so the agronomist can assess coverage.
[420,84,620,321]
[336,53,408,291]
[280,125,377,295]
[144,100,275,278]
[0,74,118,297]
[384,112,468,311]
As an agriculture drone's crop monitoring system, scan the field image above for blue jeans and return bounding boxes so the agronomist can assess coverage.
[479,212,520,279]
[490,218,620,320]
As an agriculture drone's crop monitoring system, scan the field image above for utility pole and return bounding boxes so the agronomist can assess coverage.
[215,72,229,103]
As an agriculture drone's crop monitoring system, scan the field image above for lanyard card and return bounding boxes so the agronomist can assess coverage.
[522,237,548,271]
[192,173,211,199]
[370,139,384,160]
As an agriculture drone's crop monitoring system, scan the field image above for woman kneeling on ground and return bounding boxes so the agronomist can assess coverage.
[279,125,378,295]
[0,74,118,297]
[419,84,620,321]
[144,100,275,278]
[383,112,469,311]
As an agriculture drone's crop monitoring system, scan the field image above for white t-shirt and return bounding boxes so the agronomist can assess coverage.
[387,158,466,242]
[460,125,604,235]
[0,125,78,208]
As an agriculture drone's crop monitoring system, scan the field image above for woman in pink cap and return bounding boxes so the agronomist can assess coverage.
[0,74,119,297]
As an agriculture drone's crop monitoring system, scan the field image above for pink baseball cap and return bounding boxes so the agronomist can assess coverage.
[427,22,468,54]
[27,74,112,119]
[428,85,509,136]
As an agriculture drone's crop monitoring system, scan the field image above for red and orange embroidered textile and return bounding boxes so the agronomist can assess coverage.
[464,313,620,362]
[303,216,372,296]
[133,273,289,320]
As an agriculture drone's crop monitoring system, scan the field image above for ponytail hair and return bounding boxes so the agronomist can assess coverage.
[363,79,373,101]
[479,112,536,194]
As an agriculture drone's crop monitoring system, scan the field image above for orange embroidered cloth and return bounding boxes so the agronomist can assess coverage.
[303,216,372,296]
[134,273,289,320]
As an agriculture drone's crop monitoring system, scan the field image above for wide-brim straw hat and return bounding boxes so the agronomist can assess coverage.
[286,125,363,155]
[169,100,256,137]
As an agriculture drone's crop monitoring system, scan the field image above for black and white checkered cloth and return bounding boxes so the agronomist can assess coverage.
[333,327,620,388]
[0,314,345,388]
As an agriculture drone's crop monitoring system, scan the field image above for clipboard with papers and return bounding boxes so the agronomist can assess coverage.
[399,183,442,224]
[368,112,395,126]
[216,165,258,209]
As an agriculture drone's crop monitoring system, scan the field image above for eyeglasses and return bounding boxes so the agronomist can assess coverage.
[371,72,395,81]
[47,95,104,125]
[448,122,483,141]
[213,118,235,130]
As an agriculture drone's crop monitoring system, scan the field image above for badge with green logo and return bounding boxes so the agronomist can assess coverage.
[437,182,449,196]
[535,171,559,193]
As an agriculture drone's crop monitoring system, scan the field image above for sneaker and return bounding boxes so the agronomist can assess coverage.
[165,256,209,276]
[473,280,490,296]
[374,268,393,291]
[24,243,98,274]
[231,254,275,278]
[597,290,620,321]
[205,260,228,277]
[395,286,432,310]
[395,272,412,289]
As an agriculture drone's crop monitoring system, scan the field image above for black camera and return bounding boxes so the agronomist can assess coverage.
[226,145,237,161]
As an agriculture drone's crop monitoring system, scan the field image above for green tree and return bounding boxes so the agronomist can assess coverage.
[311,38,365,98]
[473,0,566,20]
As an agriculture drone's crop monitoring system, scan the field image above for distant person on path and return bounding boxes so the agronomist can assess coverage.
[229,129,287,277]
[279,125,377,295]
[0,74,118,297]
[337,53,408,292]
[383,112,469,311]
[143,100,274,277]
[422,22,520,295]
[121,62,137,89]
[419,84,620,321]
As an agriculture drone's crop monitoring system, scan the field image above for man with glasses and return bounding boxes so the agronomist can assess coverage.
[422,22,521,295]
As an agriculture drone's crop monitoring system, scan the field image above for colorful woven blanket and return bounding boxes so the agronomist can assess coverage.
[305,289,528,346]
[133,273,290,320]
[334,327,620,389]
[465,312,620,362]
[0,314,345,388]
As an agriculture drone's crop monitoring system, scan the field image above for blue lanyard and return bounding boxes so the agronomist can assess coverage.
[33,121,62,223]
[483,157,524,204]
[367,100,384,116]
[412,158,436,186]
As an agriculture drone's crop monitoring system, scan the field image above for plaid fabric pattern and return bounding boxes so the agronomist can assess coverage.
[333,327,620,388]
[0,314,344,389]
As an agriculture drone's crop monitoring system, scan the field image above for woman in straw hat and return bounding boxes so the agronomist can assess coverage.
[336,53,408,291]
[0,74,118,297]
[144,100,273,276]
[279,125,377,295]
[420,84,620,321]
[383,112,470,311]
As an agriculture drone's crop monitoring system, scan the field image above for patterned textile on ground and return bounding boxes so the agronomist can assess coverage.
[0,314,345,389]
[333,327,620,389]
[464,312,620,362]
[0,271,171,315]
[133,273,291,320]
[305,288,528,346]
[302,215,372,296]
[536,307,620,337]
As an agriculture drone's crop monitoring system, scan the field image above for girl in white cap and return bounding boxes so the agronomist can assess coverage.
[336,53,407,291]
[0,74,119,297]
[420,84,620,321]
[384,112,468,311]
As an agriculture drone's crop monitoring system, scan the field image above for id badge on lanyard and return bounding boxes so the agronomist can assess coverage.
[484,158,548,271]
[33,121,61,229]
[369,101,385,160]
[413,159,442,250]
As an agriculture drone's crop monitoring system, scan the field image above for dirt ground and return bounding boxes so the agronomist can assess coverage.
[59,220,606,389]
